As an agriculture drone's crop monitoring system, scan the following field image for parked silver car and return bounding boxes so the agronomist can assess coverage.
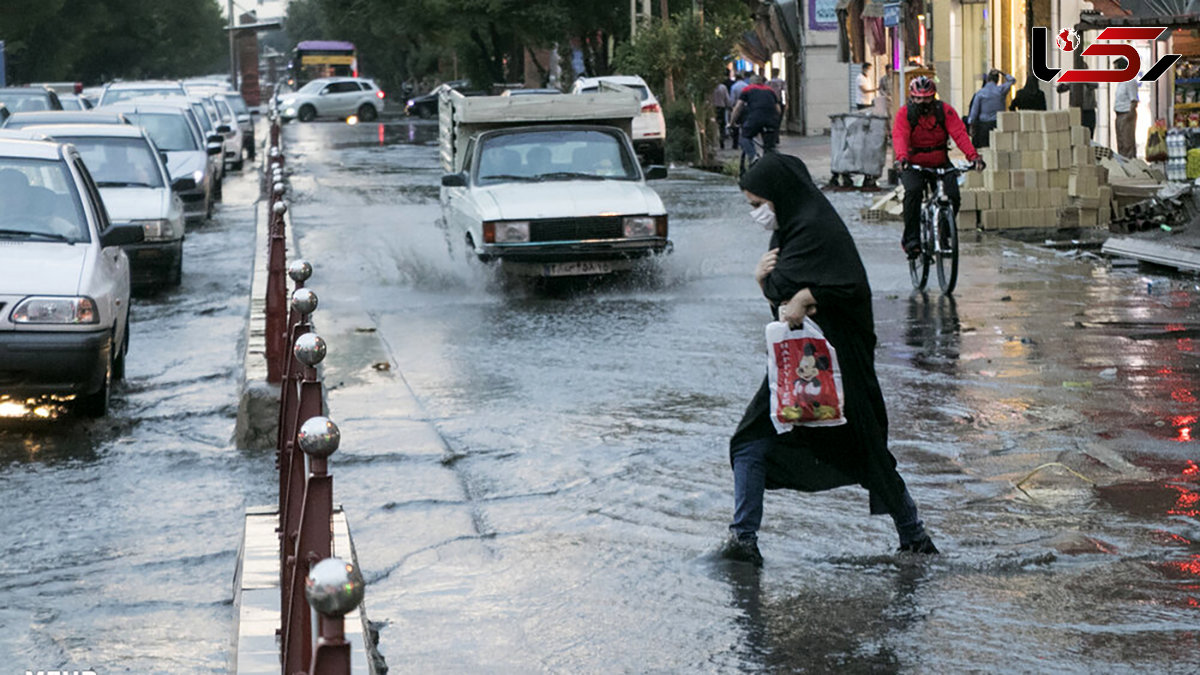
[28,124,186,287]
[277,77,385,122]
[0,136,145,416]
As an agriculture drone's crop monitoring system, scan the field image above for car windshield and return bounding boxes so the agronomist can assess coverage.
[213,99,234,122]
[103,87,183,105]
[59,97,85,111]
[122,112,198,151]
[61,136,164,188]
[0,158,89,243]
[476,129,638,184]
[190,103,213,132]
[223,95,249,115]
[0,91,52,112]
[298,80,326,94]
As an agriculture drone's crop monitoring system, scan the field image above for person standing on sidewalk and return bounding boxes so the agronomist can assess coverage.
[712,79,732,150]
[1114,58,1140,159]
[967,69,1016,148]
[720,152,940,567]
[1009,74,1047,111]
[855,63,876,110]
[1056,63,1098,140]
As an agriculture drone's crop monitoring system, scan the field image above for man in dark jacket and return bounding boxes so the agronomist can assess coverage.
[892,76,983,259]
[730,74,782,172]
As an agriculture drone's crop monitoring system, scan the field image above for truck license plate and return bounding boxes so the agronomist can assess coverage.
[541,261,613,277]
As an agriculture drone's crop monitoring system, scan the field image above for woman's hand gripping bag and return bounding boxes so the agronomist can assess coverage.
[766,319,847,433]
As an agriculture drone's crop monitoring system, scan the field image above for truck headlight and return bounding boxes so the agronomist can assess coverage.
[10,296,99,324]
[484,220,530,243]
[622,216,657,238]
[136,219,177,242]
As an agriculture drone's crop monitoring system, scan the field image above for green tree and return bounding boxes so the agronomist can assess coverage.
[615,5,747,165]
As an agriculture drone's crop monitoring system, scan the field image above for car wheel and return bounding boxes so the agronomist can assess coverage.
[113,316,129,381]
[206,194,214,220]
[77,337,113,417]
[168,253,183,287]
[298,105,316,122]
[357,103,378,122]
[233,156,244,171]
[246,143,256,161]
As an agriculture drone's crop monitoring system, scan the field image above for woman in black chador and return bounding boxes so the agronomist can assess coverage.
[723,153,938,567]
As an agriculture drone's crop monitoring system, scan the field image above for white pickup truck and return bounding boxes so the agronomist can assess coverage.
[438,84,670,278]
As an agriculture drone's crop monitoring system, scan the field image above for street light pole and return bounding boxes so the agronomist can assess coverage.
[228,0,238,91]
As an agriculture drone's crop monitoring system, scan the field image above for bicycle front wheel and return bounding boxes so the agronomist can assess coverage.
[935,207,959,294]
[909,212,932,291]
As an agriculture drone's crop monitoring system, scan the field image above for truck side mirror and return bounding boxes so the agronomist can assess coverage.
[441,172,468,187]
[217,124,232,134]
[644,165,668,180]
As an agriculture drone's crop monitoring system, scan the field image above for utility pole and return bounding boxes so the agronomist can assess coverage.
[228,0,238,91]
[661,0,675,103]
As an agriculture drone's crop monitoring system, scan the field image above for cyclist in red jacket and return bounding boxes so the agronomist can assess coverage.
[892,76,984,259]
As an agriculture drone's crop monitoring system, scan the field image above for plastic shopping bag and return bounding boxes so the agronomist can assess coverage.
[766,319,846,433]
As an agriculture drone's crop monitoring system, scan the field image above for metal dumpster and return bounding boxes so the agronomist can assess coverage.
[829,111,889,179]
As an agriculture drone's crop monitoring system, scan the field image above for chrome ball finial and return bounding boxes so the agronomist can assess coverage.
[269,146,282,159]
[273,181,287,197]
[272,201,288,216]
[293,332,326,366]
[290,288,318,315]
[288,259,313,283]
[305,557,364,617]
[297,416,340,458]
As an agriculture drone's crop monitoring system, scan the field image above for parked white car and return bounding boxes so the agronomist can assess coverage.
[571,75,667,166]
[28,124,186,287]
[0,137,145,416]
[276,77,385,122]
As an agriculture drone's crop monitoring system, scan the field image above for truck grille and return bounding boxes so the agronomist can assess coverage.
[530,217,624,242]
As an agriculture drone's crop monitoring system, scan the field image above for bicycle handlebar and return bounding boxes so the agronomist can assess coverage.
[909,164,961,175]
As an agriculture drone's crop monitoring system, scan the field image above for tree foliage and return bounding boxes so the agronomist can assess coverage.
[0,0,226,84]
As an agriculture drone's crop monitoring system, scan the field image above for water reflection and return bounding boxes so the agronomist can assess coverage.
[904,292,961,375]
[720,561,933,671]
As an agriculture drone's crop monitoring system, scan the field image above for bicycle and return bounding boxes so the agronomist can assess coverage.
[907,164,962,294]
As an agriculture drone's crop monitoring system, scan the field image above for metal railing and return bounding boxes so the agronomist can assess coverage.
[263,112,364,675]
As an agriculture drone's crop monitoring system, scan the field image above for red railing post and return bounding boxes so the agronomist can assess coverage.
[264,199,289,383]
[305,557,365,675]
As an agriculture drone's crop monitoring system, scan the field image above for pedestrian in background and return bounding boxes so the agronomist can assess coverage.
[730,74,782,172]
[767,68,785,105]
[729,72,749,141]
[1009,74,1046,111]
[712,79,732,150]
[1056,63,1098,140]
[1113,58,1139,158]
[855,63,876,111]
[967,69,1016,149]
[720,152,939,567]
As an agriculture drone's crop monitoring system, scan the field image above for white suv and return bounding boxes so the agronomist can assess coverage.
[0,137,145,416]
[276,77,386,122]
[571,75,666,166]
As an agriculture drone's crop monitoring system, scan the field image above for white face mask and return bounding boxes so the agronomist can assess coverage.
[749,202,777,231]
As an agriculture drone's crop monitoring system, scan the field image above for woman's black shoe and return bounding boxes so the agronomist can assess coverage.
[720,533,764,567]
[897,536,940,554]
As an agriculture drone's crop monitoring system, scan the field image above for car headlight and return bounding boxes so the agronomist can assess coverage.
[136,219,177,242]
[622,216,657,238]
[192,170,204,184]
[483,220,530,244]
[285,107,297,116]
[10,296,99,325]
[406,99,415,108]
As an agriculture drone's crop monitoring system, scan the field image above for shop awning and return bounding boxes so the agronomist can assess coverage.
[743,0,800,56]
[1078,0,1200,28]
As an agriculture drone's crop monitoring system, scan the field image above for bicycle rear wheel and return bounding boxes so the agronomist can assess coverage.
[935,208,959,294]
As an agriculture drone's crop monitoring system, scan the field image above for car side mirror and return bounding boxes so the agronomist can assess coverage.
[172,176,198,191]
[206,142,223,156]
[217,124,232,134]
[644,165,668,180]
[100,223,145,247]
[251,109,262,116]
[158,151,168,166]
[441,173,468,187]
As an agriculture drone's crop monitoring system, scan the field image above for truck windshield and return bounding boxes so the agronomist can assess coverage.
[476,130,637,184]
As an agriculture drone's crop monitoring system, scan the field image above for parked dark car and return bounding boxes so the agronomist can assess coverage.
[0,87,63,113]
[405,80,486,118]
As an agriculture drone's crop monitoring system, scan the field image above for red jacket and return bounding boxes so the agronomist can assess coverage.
[892,102,978,167]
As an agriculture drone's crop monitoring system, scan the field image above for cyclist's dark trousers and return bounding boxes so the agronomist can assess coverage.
[740,121,778,163]
[901,168,960,248]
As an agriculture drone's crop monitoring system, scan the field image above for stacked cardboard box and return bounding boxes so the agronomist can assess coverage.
[959,109,1113,230]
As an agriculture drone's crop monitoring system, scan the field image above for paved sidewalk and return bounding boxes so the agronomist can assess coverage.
[712,133,874,189]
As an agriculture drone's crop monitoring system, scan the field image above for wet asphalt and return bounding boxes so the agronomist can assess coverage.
[1,117,1198,673]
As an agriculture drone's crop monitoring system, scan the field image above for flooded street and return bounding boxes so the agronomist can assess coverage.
[285,120,1199,672]
[2,117,1198,673]
[0,168,269,671]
